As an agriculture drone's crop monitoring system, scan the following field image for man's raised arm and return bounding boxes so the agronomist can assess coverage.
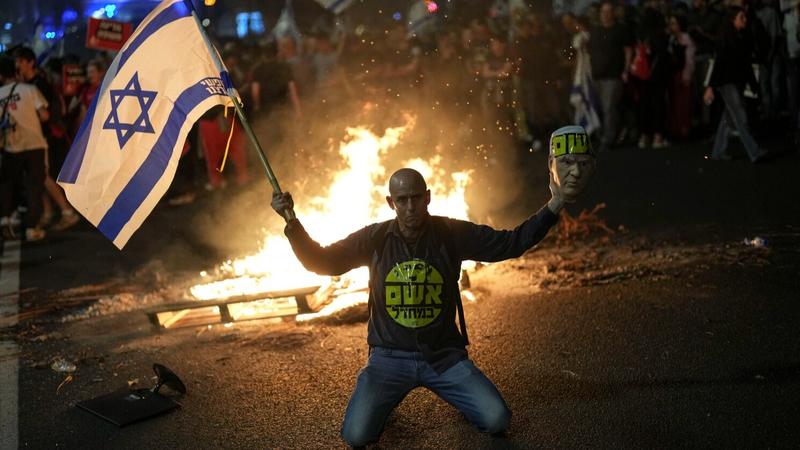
[272,192,372,276]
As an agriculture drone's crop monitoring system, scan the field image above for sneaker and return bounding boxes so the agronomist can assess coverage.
[652,138,670,149]
[25,227,46,242]
[168,192,197,207]
[51,210,80,231]
[751,150,770,163]
[39,212,54,229]
[615,127,629,145]
[204,181,227,192]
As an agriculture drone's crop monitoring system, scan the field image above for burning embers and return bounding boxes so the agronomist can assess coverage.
[182,117,473,328]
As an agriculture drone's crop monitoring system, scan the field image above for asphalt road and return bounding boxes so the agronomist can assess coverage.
[3,139,800,449]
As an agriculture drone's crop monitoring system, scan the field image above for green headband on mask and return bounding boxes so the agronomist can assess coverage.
[549,125,593,158]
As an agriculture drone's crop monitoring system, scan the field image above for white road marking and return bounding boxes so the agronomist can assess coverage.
[0,240,21,450]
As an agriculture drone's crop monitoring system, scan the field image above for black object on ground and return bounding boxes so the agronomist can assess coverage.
[76,364,185,427]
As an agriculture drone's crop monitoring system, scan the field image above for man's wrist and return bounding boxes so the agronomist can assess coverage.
[547,197,564,215]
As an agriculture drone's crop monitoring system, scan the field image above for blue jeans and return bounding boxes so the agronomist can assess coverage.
[711,84,762,161]
[594,78,623,147]
[341,347,511,447]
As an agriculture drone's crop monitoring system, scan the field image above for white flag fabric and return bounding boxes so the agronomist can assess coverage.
[58,0,233,249]
[313,0,355,15]
[272,0,302,41]
[408,1,438,36]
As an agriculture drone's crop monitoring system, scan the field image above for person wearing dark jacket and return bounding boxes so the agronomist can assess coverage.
[704,7,768,162]
[632,2,672,149]
[271,125,596,448]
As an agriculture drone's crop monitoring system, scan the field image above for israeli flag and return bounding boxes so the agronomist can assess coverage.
[272,0,302,42]
[58,0,234,249]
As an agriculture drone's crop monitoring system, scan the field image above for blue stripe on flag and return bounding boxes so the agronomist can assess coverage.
[220,70,233,90]
[96,82,223,241]
[117,2,191,70]
[58,2,191,184]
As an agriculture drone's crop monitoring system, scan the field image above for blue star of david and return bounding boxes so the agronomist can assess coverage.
[103,72,157,149]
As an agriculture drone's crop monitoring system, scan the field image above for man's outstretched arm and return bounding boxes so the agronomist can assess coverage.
[451,156,587,262]
[449,204,560,263]
[273,192,372,276]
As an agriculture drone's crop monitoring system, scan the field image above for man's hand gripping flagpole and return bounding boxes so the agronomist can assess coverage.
[188,4,296,222]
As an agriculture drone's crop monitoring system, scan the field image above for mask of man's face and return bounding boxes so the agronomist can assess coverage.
[551,154,596,202]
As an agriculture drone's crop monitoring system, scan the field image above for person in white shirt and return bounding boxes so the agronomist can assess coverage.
[0,56,50,241]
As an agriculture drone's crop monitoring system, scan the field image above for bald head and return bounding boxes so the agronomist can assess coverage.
[386,168,431,237]
[388,168,427,196]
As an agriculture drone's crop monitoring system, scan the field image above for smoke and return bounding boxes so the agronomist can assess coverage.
[185,76,552,259]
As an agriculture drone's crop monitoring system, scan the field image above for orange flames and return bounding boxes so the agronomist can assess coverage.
[190,116,473,320]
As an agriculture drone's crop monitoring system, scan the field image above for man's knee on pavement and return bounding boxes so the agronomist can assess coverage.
[481,403,511,434]
[341,419,377,447]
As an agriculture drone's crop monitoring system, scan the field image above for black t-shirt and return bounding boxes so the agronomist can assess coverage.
[29,73,65,134]
[513,34,560,84]
[589,24,633,80]
[252,59,294,108]
[285,206,559,373]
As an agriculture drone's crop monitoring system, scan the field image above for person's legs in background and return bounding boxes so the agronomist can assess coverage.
[711,110,732,159]
[227,124,250,187]
[595,78,622,150]
[0,150,21,238]
[199,117,227,190]
[717,84,766,162]
[787,57,800,136]
[22,149,46,241]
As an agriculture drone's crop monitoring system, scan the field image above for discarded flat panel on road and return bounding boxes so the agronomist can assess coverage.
[76,388,179,427]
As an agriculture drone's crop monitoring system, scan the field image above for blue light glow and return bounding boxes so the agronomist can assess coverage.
[3,22,11,31]
[392,12,402,21]
[250,12,265,34]
[104,4,117,19]
[62,9,79,24]
[235,12,248,38]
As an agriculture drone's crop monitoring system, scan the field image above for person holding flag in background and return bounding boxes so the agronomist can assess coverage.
[56,0,285,249]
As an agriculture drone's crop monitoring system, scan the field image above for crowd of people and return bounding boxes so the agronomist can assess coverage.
[1,0,798,241]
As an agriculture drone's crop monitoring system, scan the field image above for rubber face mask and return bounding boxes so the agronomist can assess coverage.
[549,125,596,201]
[549,125,593,158]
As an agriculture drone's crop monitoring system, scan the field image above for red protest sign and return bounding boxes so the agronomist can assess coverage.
[86,17,132,51]
[62,64,86,97]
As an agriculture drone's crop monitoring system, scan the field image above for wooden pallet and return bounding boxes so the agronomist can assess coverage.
[146,286,323,330]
